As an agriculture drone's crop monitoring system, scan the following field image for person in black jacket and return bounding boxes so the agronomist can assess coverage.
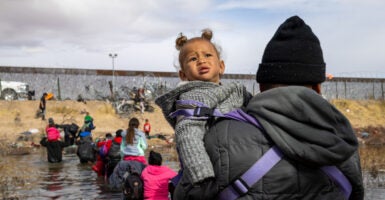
[40,137,70,163]
[172,16,364,200]
[56,123,79,145]
[38,93,47,120]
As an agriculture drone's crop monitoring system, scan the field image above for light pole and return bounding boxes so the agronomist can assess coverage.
[109,53,118,97]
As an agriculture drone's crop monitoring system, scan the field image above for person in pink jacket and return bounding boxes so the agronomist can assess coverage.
[141,150,177,200]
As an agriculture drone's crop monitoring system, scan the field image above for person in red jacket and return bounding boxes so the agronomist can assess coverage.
[143,119,151,138]
[92,133,113,176]
[104,129,124,178]
[141,150,177,200]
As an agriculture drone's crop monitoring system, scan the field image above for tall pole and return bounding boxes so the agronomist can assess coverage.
[109,53,118,97]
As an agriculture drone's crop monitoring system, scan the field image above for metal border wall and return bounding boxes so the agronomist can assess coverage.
[1,66,384,100]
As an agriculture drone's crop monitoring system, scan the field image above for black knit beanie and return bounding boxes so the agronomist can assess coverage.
[148,150,162,166]
[115,129,123,137]
[257,16,326,84]
[48,118,54,125]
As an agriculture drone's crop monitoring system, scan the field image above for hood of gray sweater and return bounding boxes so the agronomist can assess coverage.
[246,86,358,166]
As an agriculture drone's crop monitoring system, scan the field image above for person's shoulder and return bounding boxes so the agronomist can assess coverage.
[162,166,177,175]
[136,130,146,136]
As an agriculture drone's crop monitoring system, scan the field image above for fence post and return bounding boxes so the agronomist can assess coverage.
[381,81,384,100]
[372,81,375,100]
[57,77,61,100]
[253,83,255,96]
[335,81,338,99]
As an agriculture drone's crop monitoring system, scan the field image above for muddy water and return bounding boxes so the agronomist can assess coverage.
[0,146,179,199]
[1,146,385,200]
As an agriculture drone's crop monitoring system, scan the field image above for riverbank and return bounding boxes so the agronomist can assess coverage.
[0,99,384,153]
[330,99,385,145]
[0,100,174,155]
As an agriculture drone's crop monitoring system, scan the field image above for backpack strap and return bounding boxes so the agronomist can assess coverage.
[123,171,130,180]
[218,146,283,200]
[218,147,352,200]
[321,166,352,199]
[169,100,220,120]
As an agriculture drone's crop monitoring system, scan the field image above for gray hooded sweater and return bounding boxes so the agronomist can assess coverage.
[155,81,251,183]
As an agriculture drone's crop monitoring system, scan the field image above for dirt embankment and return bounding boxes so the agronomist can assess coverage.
[330,99,385,145]
[0,99,384,151]
[0,100,174,152]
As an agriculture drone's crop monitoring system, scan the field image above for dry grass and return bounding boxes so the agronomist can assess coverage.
[331,99,385,128]
[360,146,385,177]
[0,100,174,149]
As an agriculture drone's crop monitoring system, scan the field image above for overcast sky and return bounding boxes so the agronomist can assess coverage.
[0,0,384,77]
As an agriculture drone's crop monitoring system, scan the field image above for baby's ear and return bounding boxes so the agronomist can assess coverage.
[179,70,187,81]
[219,60,225,75]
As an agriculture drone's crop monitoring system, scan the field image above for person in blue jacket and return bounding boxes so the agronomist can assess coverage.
[77,114,95,140]
[76,114,96,163]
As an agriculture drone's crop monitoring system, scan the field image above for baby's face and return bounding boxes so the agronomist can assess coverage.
[179,39,224,84]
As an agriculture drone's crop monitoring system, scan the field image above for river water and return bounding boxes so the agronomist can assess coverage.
[1,146,384,200]
[0,146,178,200]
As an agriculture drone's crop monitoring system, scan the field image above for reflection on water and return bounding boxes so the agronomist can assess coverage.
[0,146,384,199]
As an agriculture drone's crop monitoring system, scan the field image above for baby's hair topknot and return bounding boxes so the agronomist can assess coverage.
[175,28,213,51]
[175,33,188,51]
[201,28,213,41]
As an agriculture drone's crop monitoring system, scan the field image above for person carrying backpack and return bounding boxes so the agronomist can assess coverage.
[75,114,97,163]
[92,133,113,176]
[40,135,70,163]
[166,16,364,199]
[108,160,146,200]
[46,118,60,142]
[104,129,124,178]
[141,150,177,200]
[76,136,96,163]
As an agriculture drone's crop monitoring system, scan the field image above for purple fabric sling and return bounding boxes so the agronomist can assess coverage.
[170,100,352,200]
[218,146,283,200]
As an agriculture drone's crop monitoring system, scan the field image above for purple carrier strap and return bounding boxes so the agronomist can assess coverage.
[219,147,352,200]
[218,146,283,200]
[223,109,262,128]
[321,166,352,199]
[170,100,263,129]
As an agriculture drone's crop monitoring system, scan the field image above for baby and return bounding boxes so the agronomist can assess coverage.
[155,29,251,184]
